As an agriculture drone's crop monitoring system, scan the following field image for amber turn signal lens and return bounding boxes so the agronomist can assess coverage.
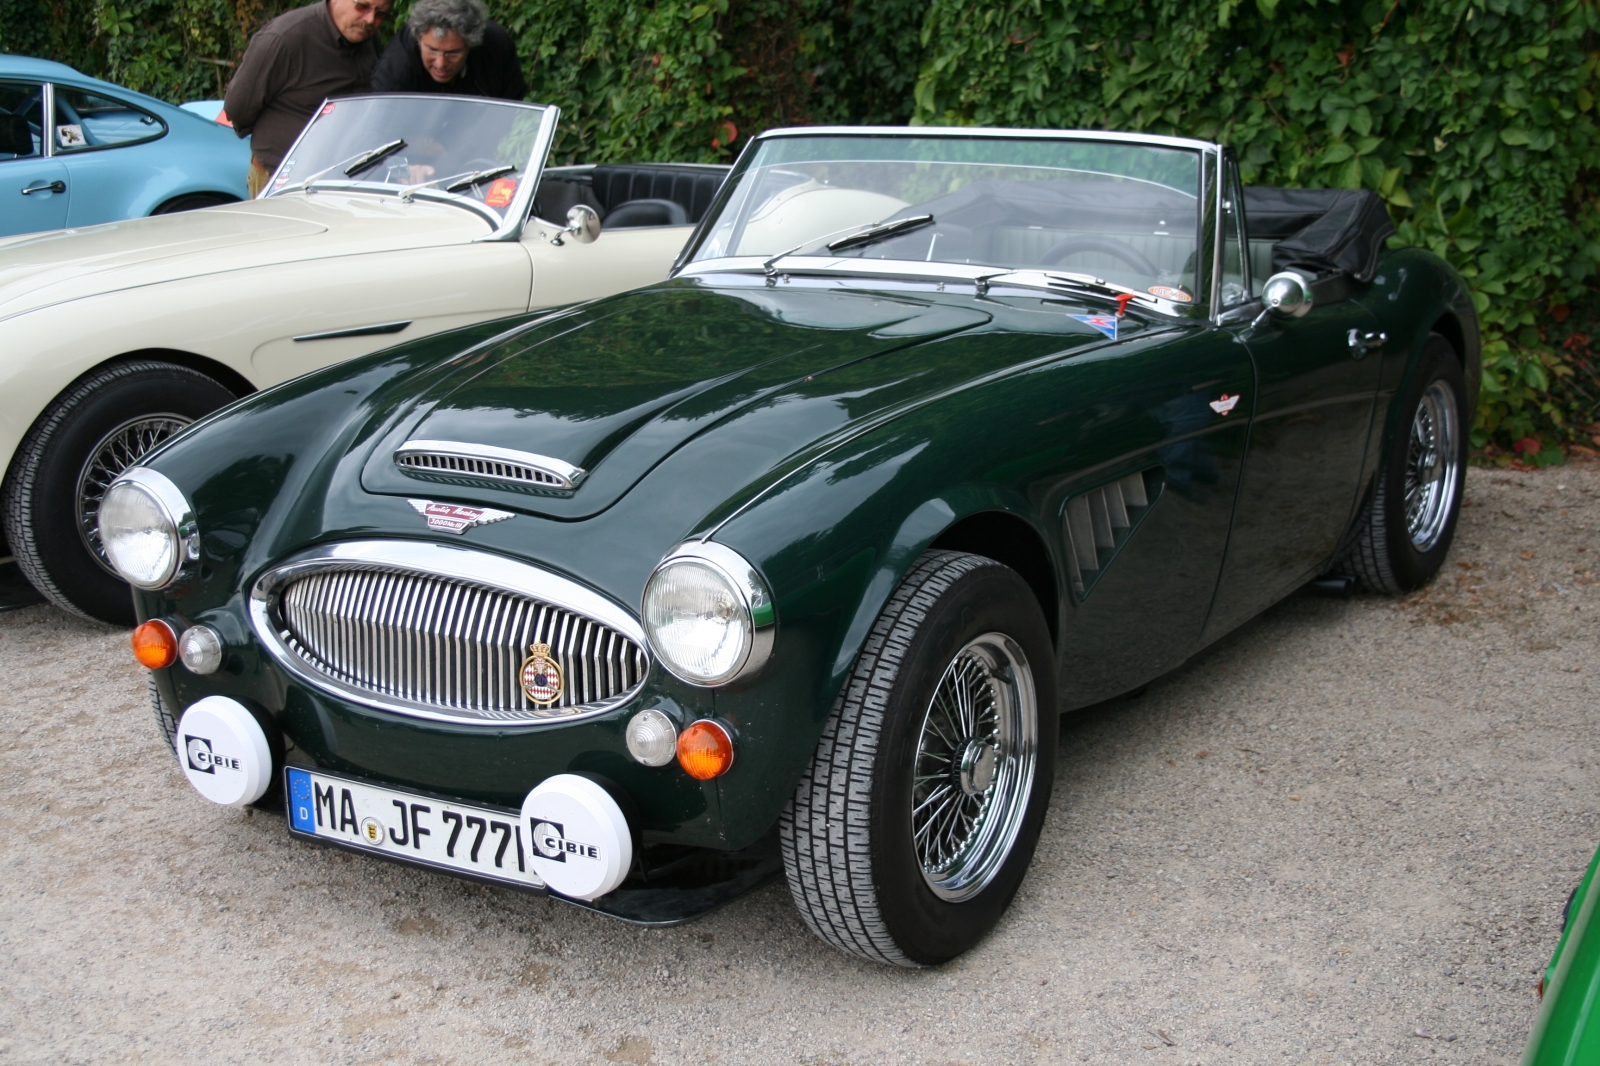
[131,619,178,669]
[676,719,735,780]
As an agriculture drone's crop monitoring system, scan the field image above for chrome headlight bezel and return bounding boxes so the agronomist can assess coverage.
[641,541,775,688]
[98,466,198,590]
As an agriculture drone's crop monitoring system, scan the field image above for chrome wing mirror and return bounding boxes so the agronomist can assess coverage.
[1262,271,1313,317]
[1249,271,1314,330]
[532,204,602,246]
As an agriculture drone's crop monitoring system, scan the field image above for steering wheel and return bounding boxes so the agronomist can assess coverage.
[1039,235,1158,275]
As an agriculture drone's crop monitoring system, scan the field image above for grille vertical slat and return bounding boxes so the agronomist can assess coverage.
[278,566,648,720]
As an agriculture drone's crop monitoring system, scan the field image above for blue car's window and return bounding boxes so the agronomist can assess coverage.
[0,81,44,161]
[691,135,1204,300]
[52,86,165,152]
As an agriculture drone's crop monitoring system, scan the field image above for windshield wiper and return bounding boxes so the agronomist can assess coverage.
[293,139,408,191]
[758,214,936,279]
[975,269,1150,305]
[397,165,517,202]
[827,213,934,253]
[763,242,806,279]
[445,165,516,192]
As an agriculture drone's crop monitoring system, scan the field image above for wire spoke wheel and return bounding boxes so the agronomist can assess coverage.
[75,414,191,573]
[911,632,1037,903]
[1402,380,1460,552]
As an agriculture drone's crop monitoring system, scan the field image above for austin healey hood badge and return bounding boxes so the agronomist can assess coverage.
[407,499,513,534]
[520,643,564,706]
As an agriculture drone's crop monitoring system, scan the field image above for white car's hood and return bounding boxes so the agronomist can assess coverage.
[0,194,493,322]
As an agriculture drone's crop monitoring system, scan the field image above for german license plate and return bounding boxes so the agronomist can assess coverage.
[285,766,545,890]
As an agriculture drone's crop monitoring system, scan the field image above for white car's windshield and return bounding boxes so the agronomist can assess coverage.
[267,94,550,221]
[688,135,1202,300]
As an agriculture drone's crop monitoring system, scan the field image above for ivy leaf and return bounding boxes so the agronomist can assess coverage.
[1499,128,1533,146]
[1322,141,1355,164]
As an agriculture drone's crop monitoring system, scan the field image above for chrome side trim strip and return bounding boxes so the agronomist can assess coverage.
[294,320,412,343]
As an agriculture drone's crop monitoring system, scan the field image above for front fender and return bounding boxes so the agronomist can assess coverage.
[709,461,1049,849]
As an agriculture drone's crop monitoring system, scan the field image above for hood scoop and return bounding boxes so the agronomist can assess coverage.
[395,440,586,492]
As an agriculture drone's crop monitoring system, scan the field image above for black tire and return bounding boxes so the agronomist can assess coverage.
[1343,334,1468,594]
[780,550,1059,966]
[2,361,236,625]
[149,673,178,754]
[152,193,237,215]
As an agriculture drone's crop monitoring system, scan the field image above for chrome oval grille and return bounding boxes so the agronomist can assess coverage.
[277,567,647,721]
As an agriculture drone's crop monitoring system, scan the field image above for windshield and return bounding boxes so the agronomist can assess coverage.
[688,135,1203,301]
[266,94,550,222]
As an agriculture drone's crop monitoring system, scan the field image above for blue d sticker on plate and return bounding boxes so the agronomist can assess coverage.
[288,768,316,832]
[1070,314,1118,340]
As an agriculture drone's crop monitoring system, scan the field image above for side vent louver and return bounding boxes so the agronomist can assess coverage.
[1063,468,1162,600]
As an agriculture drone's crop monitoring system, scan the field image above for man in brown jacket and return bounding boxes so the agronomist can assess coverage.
[224,0,393,197]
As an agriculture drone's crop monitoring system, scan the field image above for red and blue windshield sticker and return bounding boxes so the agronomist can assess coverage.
[1070,314,1118,340]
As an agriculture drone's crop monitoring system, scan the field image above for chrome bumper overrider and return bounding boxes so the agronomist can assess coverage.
[249,540,650,726]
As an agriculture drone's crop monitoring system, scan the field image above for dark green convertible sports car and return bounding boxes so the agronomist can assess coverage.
[105,127,1479,966]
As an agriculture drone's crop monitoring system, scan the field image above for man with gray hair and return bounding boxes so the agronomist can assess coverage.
[370,0,526,99]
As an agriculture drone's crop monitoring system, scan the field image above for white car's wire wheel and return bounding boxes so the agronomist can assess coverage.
[2,360,236,625]
[76,413,192,574]
[780,550,1057,966]
[1342,334,1468,594]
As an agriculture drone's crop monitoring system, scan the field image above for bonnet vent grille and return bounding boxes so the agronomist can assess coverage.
[395,440,585,491]
[1063,469,1162,600]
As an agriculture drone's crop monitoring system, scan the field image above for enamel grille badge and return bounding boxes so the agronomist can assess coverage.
[408,499,513,534]
[520,642,564,706]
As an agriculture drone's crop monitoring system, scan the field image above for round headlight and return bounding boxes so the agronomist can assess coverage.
[641,543,774,687]
[98,469,191,589]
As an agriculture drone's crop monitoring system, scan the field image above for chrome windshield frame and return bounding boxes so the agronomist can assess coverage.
[260,94,559,243]
[671,125,1225,321]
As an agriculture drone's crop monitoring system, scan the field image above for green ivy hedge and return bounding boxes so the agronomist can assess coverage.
[2,0,1596,457]
[912,0,1600,462]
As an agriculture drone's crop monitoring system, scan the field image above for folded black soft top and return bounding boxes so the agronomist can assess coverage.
[1243,186,1396,283]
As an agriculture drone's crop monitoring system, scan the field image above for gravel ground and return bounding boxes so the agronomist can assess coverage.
[0,464,1596,1066]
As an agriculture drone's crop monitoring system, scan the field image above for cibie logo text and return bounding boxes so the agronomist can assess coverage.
[184,735,241,774]
[532,820,599,861]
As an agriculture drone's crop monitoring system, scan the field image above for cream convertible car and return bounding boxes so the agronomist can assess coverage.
[0,93,726,624]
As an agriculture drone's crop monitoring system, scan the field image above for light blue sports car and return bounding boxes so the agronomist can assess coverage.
[0,56,250,237]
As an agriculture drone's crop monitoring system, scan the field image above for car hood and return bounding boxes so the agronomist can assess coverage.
[355,279,1141,523]
[0,194,489,323]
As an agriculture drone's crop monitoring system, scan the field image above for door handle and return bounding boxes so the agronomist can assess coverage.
[1347,328,1386,358]
[21,181,65,196]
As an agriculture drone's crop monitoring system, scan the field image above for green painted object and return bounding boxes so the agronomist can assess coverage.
[117,128,1482,948]
[1522,844,1600,1066]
